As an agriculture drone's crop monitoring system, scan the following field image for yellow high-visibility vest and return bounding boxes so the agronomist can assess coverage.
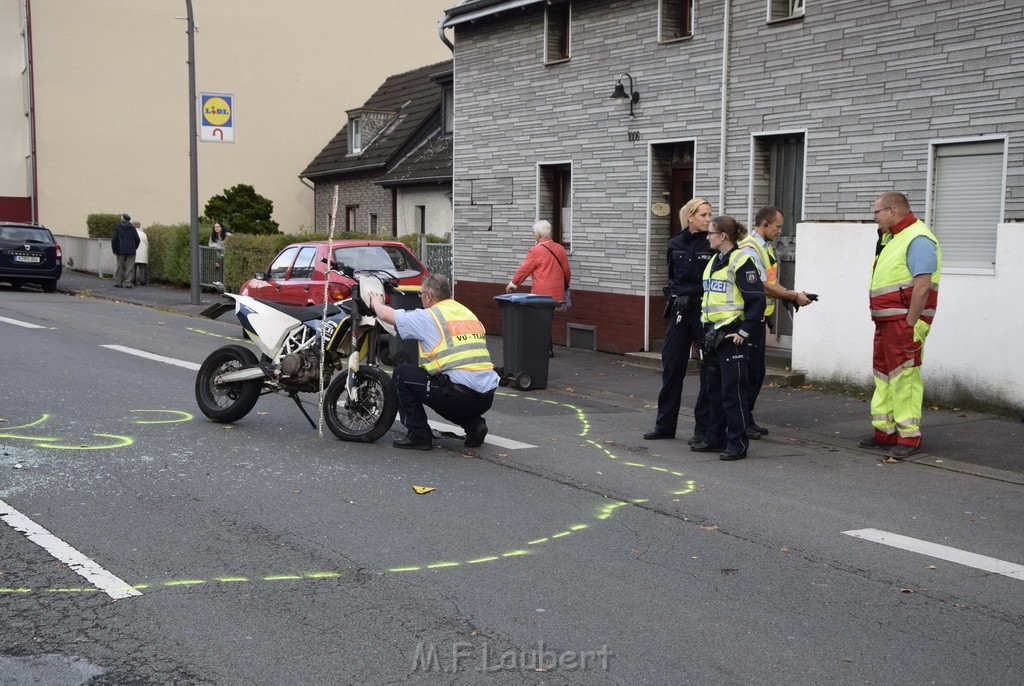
[419,299,494,374]
[869,220,941,323]
[701,249,756,329]
[738,234,778,317]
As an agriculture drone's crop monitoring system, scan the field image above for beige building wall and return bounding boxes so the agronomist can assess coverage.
[24,0,452,235]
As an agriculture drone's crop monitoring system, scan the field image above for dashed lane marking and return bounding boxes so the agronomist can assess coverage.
[101,344,201,371]
[0,498,141,600]
[844,528,1024,581]
[0,315,46,329]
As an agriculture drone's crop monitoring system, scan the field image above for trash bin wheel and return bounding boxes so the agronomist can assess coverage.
[393,351,411,366]
[514,372,533,391]
[498,376,510,387]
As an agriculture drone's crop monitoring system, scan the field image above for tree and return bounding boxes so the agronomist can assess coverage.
[203,184,280,235]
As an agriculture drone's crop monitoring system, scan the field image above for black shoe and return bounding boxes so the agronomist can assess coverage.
[124,283,133,289]
[643,430,674,440]
[745,427,762,440]
[690,441,725,453]
[114,283,123,288]
[393,437,432,451]
[464,420,488,448]
[858,435,891,449]
[688,435,702,447]
[750,422,769,436]
[719,450,747,461]
[886,444,920,460]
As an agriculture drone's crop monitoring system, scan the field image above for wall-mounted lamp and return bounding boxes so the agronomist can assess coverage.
[610,72,640,117]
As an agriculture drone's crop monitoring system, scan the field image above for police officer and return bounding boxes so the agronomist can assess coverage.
[369,274,499,451]
[643,198,717,443]
[692,216,766,461]
[738,206,815,439]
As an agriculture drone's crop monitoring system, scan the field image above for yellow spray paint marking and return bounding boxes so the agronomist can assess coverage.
[186,327,247,343]
[1,571,346,595]
[130,410,194,424]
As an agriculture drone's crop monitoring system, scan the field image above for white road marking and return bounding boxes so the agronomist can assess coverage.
[101,344,200,371]
[0,315,45,329]
[429,420,536,450]
[0,499,141,599]
[844,528,1024,581]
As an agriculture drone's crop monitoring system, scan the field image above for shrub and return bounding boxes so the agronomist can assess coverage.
[397,232,448,259]
[203,184,280,235]
[86,214,121,239]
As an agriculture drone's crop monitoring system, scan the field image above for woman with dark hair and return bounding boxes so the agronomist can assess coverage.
[691,216,766,461]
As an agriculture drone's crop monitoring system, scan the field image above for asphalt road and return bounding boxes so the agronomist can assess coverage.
[2,287,1023,685]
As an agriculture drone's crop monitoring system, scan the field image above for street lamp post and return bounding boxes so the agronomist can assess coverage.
[185,0,200,304]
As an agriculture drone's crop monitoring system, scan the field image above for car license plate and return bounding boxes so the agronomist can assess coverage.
[14,255,42,263]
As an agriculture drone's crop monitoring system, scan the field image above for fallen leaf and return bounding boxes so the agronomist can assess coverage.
[900,588,915,593]
[927,565,937,570]
[412,486,436,494]
[699,524,719,531]
[222,425,237,430]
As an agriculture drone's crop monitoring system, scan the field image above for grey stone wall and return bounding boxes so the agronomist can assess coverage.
[312,173,393,235]
[450,0,1024,296]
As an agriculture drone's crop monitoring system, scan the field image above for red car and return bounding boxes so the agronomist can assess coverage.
[240,239,427,306]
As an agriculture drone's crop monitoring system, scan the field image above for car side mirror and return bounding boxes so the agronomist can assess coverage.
[254,271,267,280]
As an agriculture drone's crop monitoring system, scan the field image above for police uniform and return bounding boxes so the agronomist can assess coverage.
[392,298,500,449]
[648,229,716,440]
[737,231,777,426]
[699,247,767,459]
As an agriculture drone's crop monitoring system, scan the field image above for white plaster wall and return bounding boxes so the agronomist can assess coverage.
[793,222,1024,409]
[395,187,452,239]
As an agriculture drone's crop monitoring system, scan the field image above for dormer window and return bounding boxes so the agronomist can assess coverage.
[349,117,363,154]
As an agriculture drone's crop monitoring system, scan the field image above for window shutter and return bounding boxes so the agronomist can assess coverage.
[931,141,1003,268]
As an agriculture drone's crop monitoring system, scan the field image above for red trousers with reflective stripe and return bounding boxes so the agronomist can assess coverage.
[871,319,925,448]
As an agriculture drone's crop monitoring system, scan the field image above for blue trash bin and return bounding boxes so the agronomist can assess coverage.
[493,293,559,390]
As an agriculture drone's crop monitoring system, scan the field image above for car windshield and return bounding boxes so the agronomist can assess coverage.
[0,227,53,244]
[333,245,422,278]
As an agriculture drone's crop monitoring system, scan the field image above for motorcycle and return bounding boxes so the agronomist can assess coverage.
[194,262,400,443]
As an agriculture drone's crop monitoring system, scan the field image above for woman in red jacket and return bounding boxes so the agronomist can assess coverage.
[505,220,571,302]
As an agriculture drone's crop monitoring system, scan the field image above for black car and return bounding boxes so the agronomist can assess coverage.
[0,222,63,292]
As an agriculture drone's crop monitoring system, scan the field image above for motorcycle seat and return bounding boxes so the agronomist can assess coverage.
[254,298,342,321]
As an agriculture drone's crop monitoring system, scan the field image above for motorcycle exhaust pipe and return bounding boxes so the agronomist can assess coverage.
[215,368,268,384]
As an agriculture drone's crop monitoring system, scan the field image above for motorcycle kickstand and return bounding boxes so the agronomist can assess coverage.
[288,392,318,429]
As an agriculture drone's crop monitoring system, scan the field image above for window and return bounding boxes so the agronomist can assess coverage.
[348,117,363,153]
[768,0,804,22]
[538,163,572,244]
[267,247,299,281]
[370,214,378,235]
[545,1,570,64]
[659,0,694,41]
[345,205,358,232]
[930,139,1005,270]
[290,246,318,280]
[415,206,426,234]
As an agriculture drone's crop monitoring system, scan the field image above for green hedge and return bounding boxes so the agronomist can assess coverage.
[86,214,121,239]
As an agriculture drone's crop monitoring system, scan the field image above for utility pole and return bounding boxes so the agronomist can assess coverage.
[185,0,200,304]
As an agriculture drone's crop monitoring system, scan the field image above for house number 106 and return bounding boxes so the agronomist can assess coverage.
[627,131,641,141]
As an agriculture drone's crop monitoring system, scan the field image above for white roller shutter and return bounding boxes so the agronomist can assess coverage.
[931,140,1004,269]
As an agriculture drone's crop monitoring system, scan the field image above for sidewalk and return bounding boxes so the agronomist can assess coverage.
[57,270,1024,483]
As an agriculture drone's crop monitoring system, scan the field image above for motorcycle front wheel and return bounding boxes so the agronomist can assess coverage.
[195,344,262,423]
[323,366,398,443]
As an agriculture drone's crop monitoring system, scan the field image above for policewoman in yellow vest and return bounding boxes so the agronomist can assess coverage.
[692,216,766,461]
[859,192,941,461]
[369,273,499,451]
[738,206,815,440]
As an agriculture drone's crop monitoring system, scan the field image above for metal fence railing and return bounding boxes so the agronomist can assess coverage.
[199,245,225,288]
[422,241,452,285]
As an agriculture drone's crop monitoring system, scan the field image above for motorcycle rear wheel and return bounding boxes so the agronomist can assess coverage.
[323,366,397,443]
[195,344,262,423]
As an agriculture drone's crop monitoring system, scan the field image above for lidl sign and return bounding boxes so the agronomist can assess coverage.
[200,93,234,143]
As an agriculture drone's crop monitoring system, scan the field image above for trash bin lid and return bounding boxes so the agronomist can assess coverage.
[494,293,559,307]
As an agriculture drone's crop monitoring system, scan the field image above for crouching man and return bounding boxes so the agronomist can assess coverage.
[369,274,498,451]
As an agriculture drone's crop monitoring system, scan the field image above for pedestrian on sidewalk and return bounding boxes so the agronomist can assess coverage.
[643,197,716,443]
[738,206,815,440]
[692,216,766,461]
[132,221,148,286]
[506,220,571,356]
[859,192,941,462]
[111,213,139,288]
[369,273,499,451]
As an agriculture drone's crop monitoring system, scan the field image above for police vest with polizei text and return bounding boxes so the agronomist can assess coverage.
[738,234,778,317]
[869,220,942,323]
[701,249,756,329]
[419,299,494,374]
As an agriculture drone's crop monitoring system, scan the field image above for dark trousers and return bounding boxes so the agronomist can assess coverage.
[746,321,767,417]
[133,263,148,286]
[703,339,751,454]
[654,307,710,437]
[393,364,494,445]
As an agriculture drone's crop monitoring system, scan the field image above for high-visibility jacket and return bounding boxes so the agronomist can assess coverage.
[701,249,756,329]
[419,299,494,374]
[738,234,778,317]
[869,220,941,323]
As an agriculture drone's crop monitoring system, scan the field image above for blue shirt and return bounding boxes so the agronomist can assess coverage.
[906,236,938,276]
[394,306,499,393]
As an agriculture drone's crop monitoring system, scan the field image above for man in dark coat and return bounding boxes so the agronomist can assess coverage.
[111,213,140,288]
